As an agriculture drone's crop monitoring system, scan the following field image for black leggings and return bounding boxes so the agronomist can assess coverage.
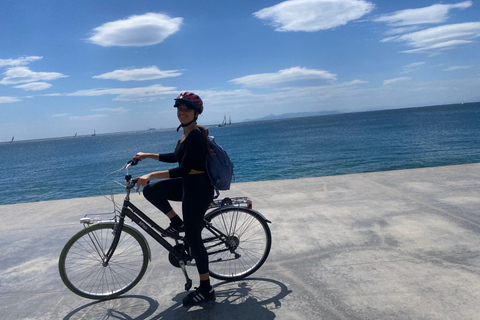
[143,173,214,275]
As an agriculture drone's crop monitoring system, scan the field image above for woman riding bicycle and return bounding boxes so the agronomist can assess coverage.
[133,92,215,306]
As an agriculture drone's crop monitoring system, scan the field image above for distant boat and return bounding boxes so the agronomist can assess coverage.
[218,115,231,127]
[74,132,77,137]
[218,116,226,127]
[92,130,96,137]
[147,128,156,131]
[10,136,14,143]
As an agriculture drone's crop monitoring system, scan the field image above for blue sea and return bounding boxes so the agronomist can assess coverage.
[2,102,480,206]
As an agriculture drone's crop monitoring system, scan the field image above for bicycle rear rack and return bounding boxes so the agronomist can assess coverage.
[209,197,252,209]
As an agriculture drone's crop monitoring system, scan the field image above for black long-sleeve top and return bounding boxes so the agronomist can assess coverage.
[158,129,207,178]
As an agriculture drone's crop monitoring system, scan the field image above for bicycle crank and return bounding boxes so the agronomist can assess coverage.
[179,260,192,291]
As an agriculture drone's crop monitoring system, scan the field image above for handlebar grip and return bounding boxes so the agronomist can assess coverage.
[129,158,139,166]
[127,178,149,190]
[123,158,140,170]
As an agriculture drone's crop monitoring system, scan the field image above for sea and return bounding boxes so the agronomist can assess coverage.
[1,102,480,206]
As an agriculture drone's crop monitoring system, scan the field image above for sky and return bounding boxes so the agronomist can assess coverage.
[1,0,479,141]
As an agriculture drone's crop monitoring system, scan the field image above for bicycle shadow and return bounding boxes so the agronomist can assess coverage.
[62,295,159,320]
[63,278,291,320]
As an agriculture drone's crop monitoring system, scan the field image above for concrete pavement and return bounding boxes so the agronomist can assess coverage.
[1,163,480,319]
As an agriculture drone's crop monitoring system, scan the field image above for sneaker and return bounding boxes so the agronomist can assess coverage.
[182,287,215,307]
[161,223,184,237]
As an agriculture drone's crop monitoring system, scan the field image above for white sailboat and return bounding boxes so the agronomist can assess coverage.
[218,115,227,127]
[218,115,232,127]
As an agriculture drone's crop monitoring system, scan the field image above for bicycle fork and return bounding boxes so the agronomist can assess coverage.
[99,219,125,267]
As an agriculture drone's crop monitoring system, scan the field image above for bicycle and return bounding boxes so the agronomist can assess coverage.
[58,159,272,300]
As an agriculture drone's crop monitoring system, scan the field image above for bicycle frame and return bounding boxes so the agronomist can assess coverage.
[90,162,271,291]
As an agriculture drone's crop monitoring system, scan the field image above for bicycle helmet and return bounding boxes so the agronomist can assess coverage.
[174,92,203,114]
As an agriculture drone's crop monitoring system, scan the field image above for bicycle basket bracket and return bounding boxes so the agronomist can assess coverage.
[80,212,118,225]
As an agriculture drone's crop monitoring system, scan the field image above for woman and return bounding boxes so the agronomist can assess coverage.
[133,92,215,307]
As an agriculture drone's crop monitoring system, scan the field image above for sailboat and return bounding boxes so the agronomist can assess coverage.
[74,132,77,137]
[218,115,227,127]
[10,136,14,143]
[92,129,96,137]
[218,115,232,127]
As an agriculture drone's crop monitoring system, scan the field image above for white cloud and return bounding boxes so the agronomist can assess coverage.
[14,82,52,91]
[91,107,130,114]
[193,79,372,120]
[375,2,478,54]
[88,13,183,47]
[93,66,182,81]
[0,56,43,68]
[230,67,337,87]
[0,67,67,85]
[444,65,471,71]
[374,1,472,27]
[254,0,374,32]
[51,113,70,118]
[69,114,108,121]
[401,62,425,74]
[0,96,21,104]
[384,22,480,54]
[55,84,177,101]
[403,39,474,53]
[383,77,411,86]
[384,26,421,36]
[51,113,108,121]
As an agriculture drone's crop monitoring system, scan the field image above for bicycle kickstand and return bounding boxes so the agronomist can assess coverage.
[178,260,192,291]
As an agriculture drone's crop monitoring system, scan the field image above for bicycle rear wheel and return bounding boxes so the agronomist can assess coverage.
[59,222,149,300]
[203,208,271,281]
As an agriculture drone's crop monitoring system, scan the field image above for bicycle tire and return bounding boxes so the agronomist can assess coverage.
[58,222,149,300]
[203,207,271,281]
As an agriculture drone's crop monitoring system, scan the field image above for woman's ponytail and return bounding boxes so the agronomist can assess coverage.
[198,125,213,157]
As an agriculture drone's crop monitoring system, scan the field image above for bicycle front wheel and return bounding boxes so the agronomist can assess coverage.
[59,222,149,300]
[204,208,271,281]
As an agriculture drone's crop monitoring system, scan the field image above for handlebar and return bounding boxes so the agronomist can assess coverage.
[123,158,149,191]
[122,158,139,190]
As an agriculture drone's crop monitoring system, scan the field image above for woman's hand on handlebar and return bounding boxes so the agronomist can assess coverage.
[135,174,152,192]
[133,152,151,161]
[133,152,160,161]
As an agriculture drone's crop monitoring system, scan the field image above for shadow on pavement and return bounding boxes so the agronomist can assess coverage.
[63,278,292,320]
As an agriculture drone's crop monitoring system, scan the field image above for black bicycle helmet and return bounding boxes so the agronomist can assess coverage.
[174,92,203,114]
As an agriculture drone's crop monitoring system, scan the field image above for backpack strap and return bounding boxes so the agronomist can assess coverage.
[213,186,220,199]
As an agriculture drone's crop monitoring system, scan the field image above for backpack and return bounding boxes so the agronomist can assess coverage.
[206,136,234,199]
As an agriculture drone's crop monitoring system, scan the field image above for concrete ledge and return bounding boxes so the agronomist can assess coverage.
[1,163,480,319]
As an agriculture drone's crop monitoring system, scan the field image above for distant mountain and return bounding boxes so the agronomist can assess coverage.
[244,110,341,122]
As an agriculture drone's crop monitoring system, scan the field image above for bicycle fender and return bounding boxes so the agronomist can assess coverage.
[98,222,152,261]
[206,206,272,224]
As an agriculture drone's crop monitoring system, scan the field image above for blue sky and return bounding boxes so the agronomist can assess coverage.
[1,0,479,141]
